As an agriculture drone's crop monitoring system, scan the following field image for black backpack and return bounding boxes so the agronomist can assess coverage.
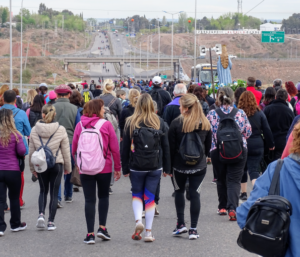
[130,127,163,170]
[237,159,292,257]
[215,108,244,163]
[149,90,163,116]
[179,130,204,166]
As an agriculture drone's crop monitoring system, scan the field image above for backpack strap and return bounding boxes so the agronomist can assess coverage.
[215,107,238,120]
[108,97,117,108]
[13,109,20,118]
[268,159,284,196]
[45,125,60,147]
[94,119,106,131]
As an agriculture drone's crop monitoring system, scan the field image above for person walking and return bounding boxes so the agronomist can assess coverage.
[121,94,171,242]
[81,84,94,104]
[246,77,262,106]
[290,82,300,116]
[72,99,121,244]
[53,85,78,207]
[259,87,276,111]
[193,86,209,116]
[26,95,44,128]
[234,87,246,108]
[29,104,71,231]
[237,91,275,200]
[207,87,251,221]
[168,94,212,240]
[93,85,102,98]
[22,89,37,112]
[39,83,50,104]
[0,109,27,236]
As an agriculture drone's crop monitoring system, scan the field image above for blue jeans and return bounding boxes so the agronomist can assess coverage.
[58,144,74,201]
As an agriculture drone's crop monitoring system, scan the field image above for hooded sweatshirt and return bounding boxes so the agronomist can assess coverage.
[237,156,300,257]
[81,89,94,102]
[72,115,121,174]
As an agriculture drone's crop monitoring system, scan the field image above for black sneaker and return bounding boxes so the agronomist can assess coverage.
[97,227,111,240]
[47,222,56,231]
[11,222,27,232]
[172,223,188,236]
[84,233,95,244]
[240,192,247,201]
[189,229,200,240]
[73,187,80,192]
[109,188,113,195]
[65,197,73,203]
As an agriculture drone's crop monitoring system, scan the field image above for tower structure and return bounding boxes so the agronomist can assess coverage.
[237,0,243,14]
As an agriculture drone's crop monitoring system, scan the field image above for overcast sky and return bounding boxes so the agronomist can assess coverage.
[7,0,299,21]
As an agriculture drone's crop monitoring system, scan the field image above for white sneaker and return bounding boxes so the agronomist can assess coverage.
[36,215,45,229]
[0,231,4,236]
[144,231,155,242]
[132,222,144,240]
[47,222,56,231]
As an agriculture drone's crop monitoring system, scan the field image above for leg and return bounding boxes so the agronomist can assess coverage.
[37,170,50,215]
[96,173,111,227]
[64,144,74,199]
[188,169,206,228]
[154,177,161,205]
[0,171,7,232]
[19,171,24,206]
[80,174,96,234]
[48,164,63,222]
[130,171,146,222]
[58,185,62,202]
[241,163,248,194]
[247,151,263,186]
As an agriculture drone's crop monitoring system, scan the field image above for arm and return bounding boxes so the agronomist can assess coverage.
[162,106,172,126]
[161,121,171,174]
[72,122,82,157]
[260,112,274,149]
[28,128,36,173]
[121,125,131,175]
[282,132,293,159]
[75,109,81,128]
[60,128,72,173]
[240,110,252,139]
[119,109,127,138]
[16,134,26,156]
[26,108,30,119]
[204,129,212,156]
[116,99,122,120]
[107,123,121,171]
[90,91,94,99]
[22,112,31,136]
[168,120,177,169]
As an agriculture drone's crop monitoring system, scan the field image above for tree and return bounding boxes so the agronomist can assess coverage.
[1,8,8,25]
[178,12,188,32]
[162,16,167,26]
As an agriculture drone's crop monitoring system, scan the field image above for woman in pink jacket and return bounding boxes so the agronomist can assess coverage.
[72,99,121,244]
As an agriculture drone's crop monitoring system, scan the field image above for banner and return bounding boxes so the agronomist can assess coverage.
[196,30,261,35]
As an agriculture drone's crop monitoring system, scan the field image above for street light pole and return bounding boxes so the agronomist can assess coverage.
[193,0,197,82]
[9,0,13,89]
[140,42,141,80]
[147,35,149,80]
[20,0,23,94]
[157,19,160,74]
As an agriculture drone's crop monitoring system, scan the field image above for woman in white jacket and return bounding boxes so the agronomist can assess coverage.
[29,104,71,231]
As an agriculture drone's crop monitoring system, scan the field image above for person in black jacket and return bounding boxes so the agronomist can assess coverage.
[264,89,294,161]
[149,76,172,116]
[122,93,170,242]
[163,84,187,126]
[193,86,209,116]
[93,85,102,98]
[168,93,212,240]
[28,95,45,128]
[238,91,275,200]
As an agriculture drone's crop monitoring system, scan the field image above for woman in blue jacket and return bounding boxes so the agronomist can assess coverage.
[237,123,300,257]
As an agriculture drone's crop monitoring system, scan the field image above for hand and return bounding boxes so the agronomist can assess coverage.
[124,174,130,177]
[64,170,69,175]
[163,172,172,177]
[120,138,123,142]
[114,171,121,181]
[269,147,275,150]
[207,157,211,163]
[32,171,38,178]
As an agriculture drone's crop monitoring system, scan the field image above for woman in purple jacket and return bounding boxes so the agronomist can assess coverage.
[0,109,27,236]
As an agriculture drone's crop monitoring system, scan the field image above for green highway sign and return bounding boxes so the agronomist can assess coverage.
[160,75,167,79]
[126,34,129,37]
[261,31,285,43]
[124,26,128,28]
[112,29,115,31]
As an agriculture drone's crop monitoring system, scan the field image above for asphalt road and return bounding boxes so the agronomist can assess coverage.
[1,159,255,257]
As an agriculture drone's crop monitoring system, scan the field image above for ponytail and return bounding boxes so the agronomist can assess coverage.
[42,104,56,123]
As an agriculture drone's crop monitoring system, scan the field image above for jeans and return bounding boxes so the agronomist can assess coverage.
[38,164,63,222]
[80,173,111,233]
[58,144,74,201]
[211,149,247,211]
[0,170,21,231]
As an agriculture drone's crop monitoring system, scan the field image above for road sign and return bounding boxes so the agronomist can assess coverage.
[130,33,136,38]
[261,31,285,43]
[126,34,129,37]
[160,75,167,79]
[124,26,127,29]
[112,29,115,31]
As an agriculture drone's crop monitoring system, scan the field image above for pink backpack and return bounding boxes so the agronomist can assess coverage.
[77,119,107,175]
[294,96,300,115]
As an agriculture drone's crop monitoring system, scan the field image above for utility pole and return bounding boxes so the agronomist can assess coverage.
[9,0,13,89]
[157,19,160,73]
[20,0,24,94]
[209,48,215,99]
[140,42,141,80]
[147,35,149,80]
[193,0,197,82]
[24,41,29,70]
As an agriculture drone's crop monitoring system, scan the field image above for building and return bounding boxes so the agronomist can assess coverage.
[260,23,282,31]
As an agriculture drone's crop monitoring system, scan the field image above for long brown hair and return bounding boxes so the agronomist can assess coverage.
[290,123,300,154]
[180,93,211,133]
[83,99,104,119]
[238,91,259,117]
[125,94,160,136]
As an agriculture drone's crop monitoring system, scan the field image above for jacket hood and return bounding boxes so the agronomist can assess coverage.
[82,89,90,92]
[285,155,300,191]
[35,121,60,138]
[81,115,100,128]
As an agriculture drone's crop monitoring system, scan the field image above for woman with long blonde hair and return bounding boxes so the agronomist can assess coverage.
[122,93,170,242]
[168,93,212,240]
[22,89,37,112]
[0,108,27,236]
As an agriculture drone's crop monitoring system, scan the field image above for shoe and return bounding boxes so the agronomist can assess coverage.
[36,215,45,229]
[172,191,175,197]
[4,207,10,213]
[228,210,237,221]
[132,222,144,240]
[211,179,217,184]
[155,205,159,216]
[109,188,113,195]
[142,211,145,218]
[65,197,73,203]
[172,223,188,236]
[31,174,38,182]
[144,231,155,242]
[84,233,95,244]
[48,222,56,231]
[20,202,25,209]
[57,201,63,208]
[185,184,190,201]
[73,187,80,192]
[0,231,4,237]
[11,222,27,232]
[189,229,200,240]
[97,227,111,240]
[217,209,228,215]
[240,192,247,201]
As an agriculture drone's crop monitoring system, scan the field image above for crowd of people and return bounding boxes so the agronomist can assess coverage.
[0,76,299,255]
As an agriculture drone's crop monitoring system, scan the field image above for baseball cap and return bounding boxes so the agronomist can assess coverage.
[31,148,47,173]
[152,76,162,85]
[39,83,48,88]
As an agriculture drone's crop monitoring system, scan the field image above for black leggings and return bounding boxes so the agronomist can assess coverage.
[172,168,206,228]
[38,164,63,222]
[80,173,111,233]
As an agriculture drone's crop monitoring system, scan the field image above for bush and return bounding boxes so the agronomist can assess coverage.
[22,69,32,83]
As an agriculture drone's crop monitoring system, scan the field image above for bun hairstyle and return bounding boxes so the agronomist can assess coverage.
[129,89,140,107]
[218,87,234,106]
[102,79,116,96]
[42,104,56,123]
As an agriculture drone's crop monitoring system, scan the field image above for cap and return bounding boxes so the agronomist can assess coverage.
[31,148,47,173]
[54,84,72,95]
[84,84,88,89]
[152,76,162,85]
[297,82,300,91]
[39,83,48,88]
[256,80,262,87]
[48,91,57,100]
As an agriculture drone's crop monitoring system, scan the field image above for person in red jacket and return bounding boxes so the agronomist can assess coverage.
[246,77,262,106]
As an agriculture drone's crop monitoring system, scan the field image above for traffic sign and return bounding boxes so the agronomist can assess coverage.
[160,75,167,79]
[124,26,127,28]
[261,31,285,43]
[130,33,136,38]
[126,34,129,37]
[112,29,115,31]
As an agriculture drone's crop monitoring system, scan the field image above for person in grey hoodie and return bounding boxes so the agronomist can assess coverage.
[81,84,94,103]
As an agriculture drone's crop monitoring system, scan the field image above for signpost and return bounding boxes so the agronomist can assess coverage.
[52,73,57,84]
[160,75,167,79]
[261,31,285,43]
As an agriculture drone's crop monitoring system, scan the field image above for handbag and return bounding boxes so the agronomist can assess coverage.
[70,166,82,187]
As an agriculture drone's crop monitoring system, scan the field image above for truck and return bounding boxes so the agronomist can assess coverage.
[191,64,219,84]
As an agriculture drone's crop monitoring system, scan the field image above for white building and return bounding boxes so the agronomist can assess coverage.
[260,23,282,31]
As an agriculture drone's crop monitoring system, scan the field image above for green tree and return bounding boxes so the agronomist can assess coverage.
[1,8,8,25]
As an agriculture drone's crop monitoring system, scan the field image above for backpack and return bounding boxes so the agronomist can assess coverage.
[130,127,163,170]
[90,84,96,91]
[83,91,91,103]
[77,119,107,175]
[149,90,163,116]
[35,125,60,171]
[179,130,204,166]
[294,96,300,115]
[44,95,48,105]
[215,108,244,163]
[103,98,118,133]
[237,159,292,257]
